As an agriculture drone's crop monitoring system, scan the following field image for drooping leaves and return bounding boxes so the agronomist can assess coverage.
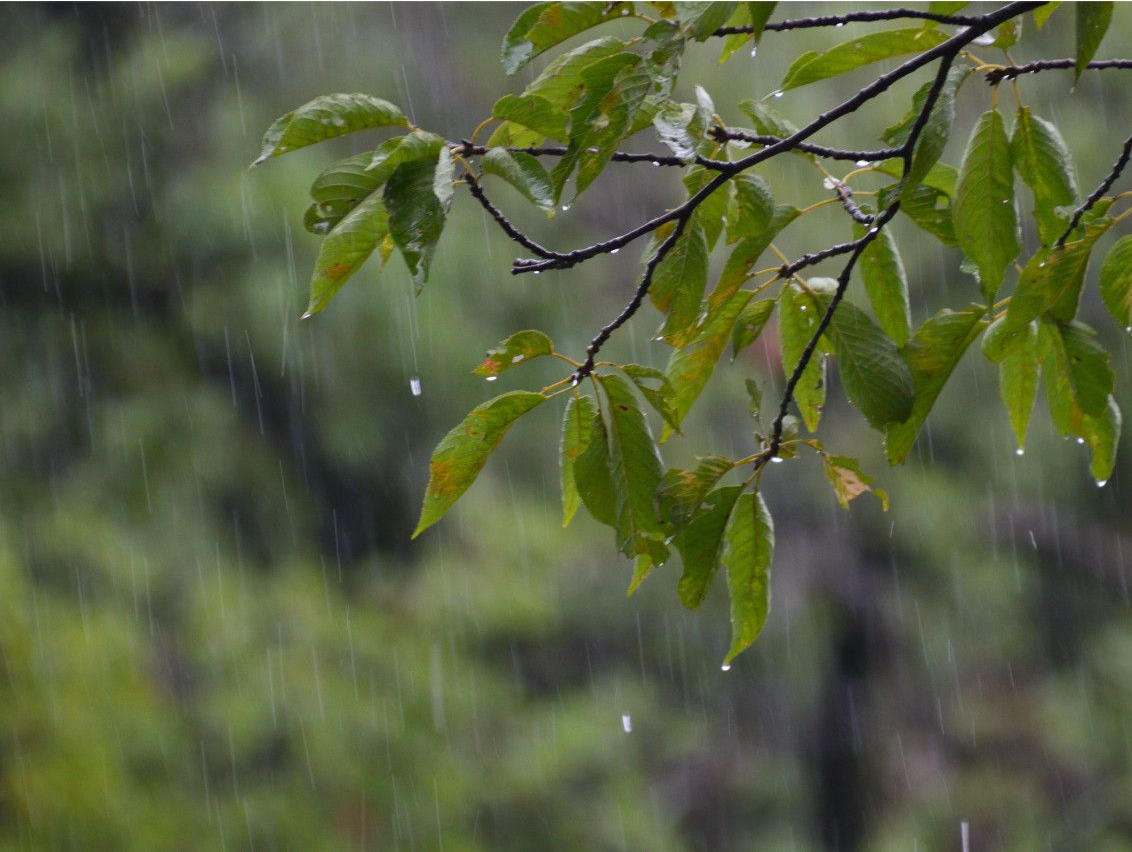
[1076,2,1114,82]
[722,490,774,665]
[854,223,911,346]
[657,455,735,529]
[414,391,546,537]
[727,174,774,244]
[678,2,739,41]
[1099,234,1132,327]
[490,94,570,143]
[473,330,554,377]
[676,485,742,609]
[778,283,826,433]
[997,320,1040,452]
[501,2,634,75]
[481,149,556,212]
[560,395,596,526]
[384,154,452,289]
[618,364,681,432]
[885,305,988,464]
[649,224,710,344]
[252,94,409,167]
[731,298,775,359]
[303,195,389,317]
[574,411,618,528]
[599,374,667,562]
[779,27,949,92]
[664,290,755,438]
[1011,107,1078,245]
[953,109,1018,301]
[884,67,966,196]
[1032,2,1061,30]
[1004,219,1112,333]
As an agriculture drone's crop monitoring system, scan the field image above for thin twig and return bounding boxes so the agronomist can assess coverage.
[463,171,558,258]
[713,7,981,36]
[710,127,901,162]
[985,58,1132,85]
[456,140,729,171]
[833,183,875,226]
[1057,130,1132,247]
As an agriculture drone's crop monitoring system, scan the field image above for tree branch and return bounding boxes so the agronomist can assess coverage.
[463,171,559,258]
[1057,129,1132,247]
[985,58,1132,85]
[713,7,982,36]
[456,141,730,170]
[710,128,901,163]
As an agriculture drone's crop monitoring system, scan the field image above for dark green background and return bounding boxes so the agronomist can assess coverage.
[1,4,1129,849]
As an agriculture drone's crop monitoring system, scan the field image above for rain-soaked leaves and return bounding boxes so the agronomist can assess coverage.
[560,394,596,526]
[472,330,554,377]
[303,195,389,317]
[384,155,451,289]
[821,454,889,511]
[676,485,742,609]
[414,391,547,537]
[251,93,409,166]
[722,491,774,665]
[779,27,949,91]
[1011,107,1078,245]
[501,2,634,75]
[1076,2,1114,82]
[1099,234,1132,326]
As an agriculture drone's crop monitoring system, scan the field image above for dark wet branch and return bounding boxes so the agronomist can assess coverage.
[710,127,901,163]
[462,171,559,258]
[833,183,875,226]
[510,1,1040,277]
[455,141,729,171]
[985,58,1132,85]
[713,7,981,37]
[762,45,969,464]
[1057,130,1132,247]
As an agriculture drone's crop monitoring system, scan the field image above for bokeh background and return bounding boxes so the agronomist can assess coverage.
[1,3,1130,850]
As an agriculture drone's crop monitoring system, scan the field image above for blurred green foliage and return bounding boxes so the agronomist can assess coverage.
[0,4,1130,850]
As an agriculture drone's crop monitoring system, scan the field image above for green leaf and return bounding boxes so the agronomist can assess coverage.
[663,290,754,438]
[1012,107,1078,245]
[778,283,825,433]
[653,102,701,161]
[748,2,777,42]
[303,195,389,317]
[433,146,455,207]
[1041,321,1121,483]
[896,184,957,245]
[310,150,383,206]
[490,94,570,142]
[684,166,730,251]
[618,364,681,433]
[818,294,915,429]
[711,210,790,313]
[727,174,774,244]
[722,491,774,665]
[885,305,988,464]
[991,18,1022,50]
[366,130,446,174]
[998,320,1039,452]
[731,297,775,359]
[904,66,967,195]
[953,109,1018,301]
[1004,219,1112,333]
[981,314,1029,363]
[1033,2,1061,29]
[677,2,738,40]
[501,2,634,75]
[384,156,450,289]
[413,391,546,537]
[676,485,742,609]
[1099,234,1132,327]
[737,100,812,159]
[1054,321,1114,417]
[599,374,667,561]
[560,395,596,526]
[649,225,710,344]
[779,27,949,92]
[1076,2,1114,82]
[875,159,957,197]
[551,53,645,199]
[657,455,735,529]
[574,411,618,527]
[481,149,556,212]
[252,94,409,167]
[854,223,911,346]
[821,454,889,511]
[472,330,555,377]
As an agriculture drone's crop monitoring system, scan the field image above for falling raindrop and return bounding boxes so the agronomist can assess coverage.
[409,376,422,396]
[621,714,632,733]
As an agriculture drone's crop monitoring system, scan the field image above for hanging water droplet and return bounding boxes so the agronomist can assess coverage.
[611,248,620,254]
[409,376,422,396]
[561,203,571,212]
[1125,326,1131,333]
[856,159,870,167]
[1097,479,1108,488]
[1077,437,1085,445]
[1015,447,1025,456]
[772,90,784,99]
[653,160,662,167]
[720,663,732,672]
[835,21,844,27]
[486,376,498,382]
[621,714,632,733]
[750,46,758,58]
[570,376,580,387]
[533,270,540,275]
[822,177,836,190]
[771,456,784,463]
